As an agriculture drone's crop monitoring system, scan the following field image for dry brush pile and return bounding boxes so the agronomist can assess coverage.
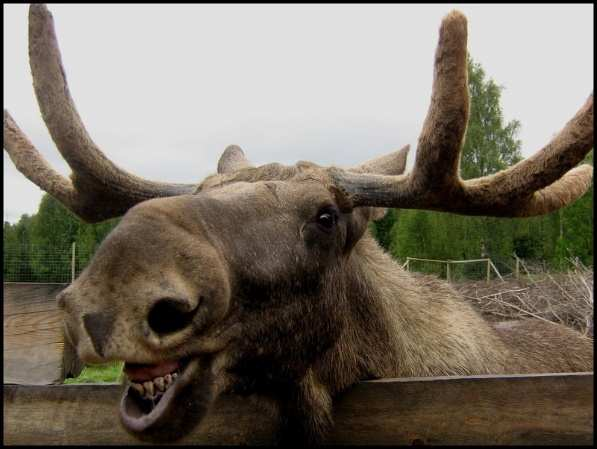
[452,259,593,338]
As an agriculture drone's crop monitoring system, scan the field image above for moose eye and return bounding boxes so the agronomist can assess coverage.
[316,207,339,232]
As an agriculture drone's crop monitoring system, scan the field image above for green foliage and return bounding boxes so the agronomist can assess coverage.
[371,209,398,251]
[390,209,432,260]
[3,194,119,282]
[4,218,35,281]
[460,57,522,180]
[513,234,543,259]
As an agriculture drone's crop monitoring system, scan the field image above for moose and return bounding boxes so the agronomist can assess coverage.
[4,4,593,445]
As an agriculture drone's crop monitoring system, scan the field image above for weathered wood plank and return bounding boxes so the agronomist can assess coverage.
[330,373,593,445]
[3,373,593,445]
[3,283,83,384]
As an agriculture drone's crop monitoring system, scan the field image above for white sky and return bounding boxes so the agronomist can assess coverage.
[3,4,594,224]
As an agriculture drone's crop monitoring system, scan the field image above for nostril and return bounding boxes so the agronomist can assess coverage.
[147,298,198,335]
[83,312,114,358]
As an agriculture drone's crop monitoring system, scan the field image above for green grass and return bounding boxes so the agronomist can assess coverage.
[64,361,124,384]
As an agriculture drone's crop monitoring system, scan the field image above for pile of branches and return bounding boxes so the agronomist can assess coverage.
[453,258,593,337]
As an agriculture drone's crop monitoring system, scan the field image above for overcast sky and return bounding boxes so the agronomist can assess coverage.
[3,4,593,224]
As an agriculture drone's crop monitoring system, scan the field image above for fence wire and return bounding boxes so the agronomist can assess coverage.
[402,255,529,282]
[405,258,491,282]
[2,242,567,285]
[3,244,95,283]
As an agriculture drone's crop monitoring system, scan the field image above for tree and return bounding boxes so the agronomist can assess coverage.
[4,221,19,280]
[460,57,522,179]
[3,193,121,282]
[371,209,398,251]
[390,208,432,261]
[553,150,593,267]
[457,57,523,266]
[75,218,120,272]
[30,194,80,248]
[28,195,81,281]
[4,214,35,281]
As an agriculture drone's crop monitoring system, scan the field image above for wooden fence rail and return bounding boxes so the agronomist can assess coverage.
[403,257,504,282]
[4,372,593,445]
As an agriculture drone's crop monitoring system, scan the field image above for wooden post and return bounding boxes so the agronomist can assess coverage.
[486,259,491,282]
[446,262,451,282]
[71,242,76,283]
[488,260,504,282]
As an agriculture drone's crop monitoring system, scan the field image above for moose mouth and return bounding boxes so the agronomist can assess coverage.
[120,356,202,435]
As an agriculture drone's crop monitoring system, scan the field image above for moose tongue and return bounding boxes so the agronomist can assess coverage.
[124,360,180,382]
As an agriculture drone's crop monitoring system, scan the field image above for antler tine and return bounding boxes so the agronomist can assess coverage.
[351,145,410,175]
[462,93,593,215]
[411,11,469,192]
[4,110,77,206]
[4,4,197,223]
[217,145,252,174]
[515,164,593,217]
[330,11,593,218]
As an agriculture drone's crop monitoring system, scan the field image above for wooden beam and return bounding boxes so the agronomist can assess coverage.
[3,283,83,384]
[488,259,504,281]
[3,373,593,445]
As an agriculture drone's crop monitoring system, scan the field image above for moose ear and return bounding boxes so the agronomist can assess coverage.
[328,185,353,213]
[344,208,377,253]
[328,185,379,252]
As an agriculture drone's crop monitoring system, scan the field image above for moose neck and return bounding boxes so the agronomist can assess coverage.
[315,232,511,393]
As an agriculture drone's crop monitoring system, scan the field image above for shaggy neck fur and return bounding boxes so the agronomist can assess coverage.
[315,232,511,394]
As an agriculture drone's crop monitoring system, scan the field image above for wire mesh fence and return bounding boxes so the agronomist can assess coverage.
[3,243,96,283]
[3,242,588,285]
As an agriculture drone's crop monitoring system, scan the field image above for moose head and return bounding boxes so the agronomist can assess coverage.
[4,4,593,444]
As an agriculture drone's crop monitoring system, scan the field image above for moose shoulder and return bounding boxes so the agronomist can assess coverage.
[4,4,593,445]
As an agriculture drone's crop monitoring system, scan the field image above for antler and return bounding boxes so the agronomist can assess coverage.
[217,145,252,174]
[330,11,593,217]
[351,145,410,176]
[3,5,197,223]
